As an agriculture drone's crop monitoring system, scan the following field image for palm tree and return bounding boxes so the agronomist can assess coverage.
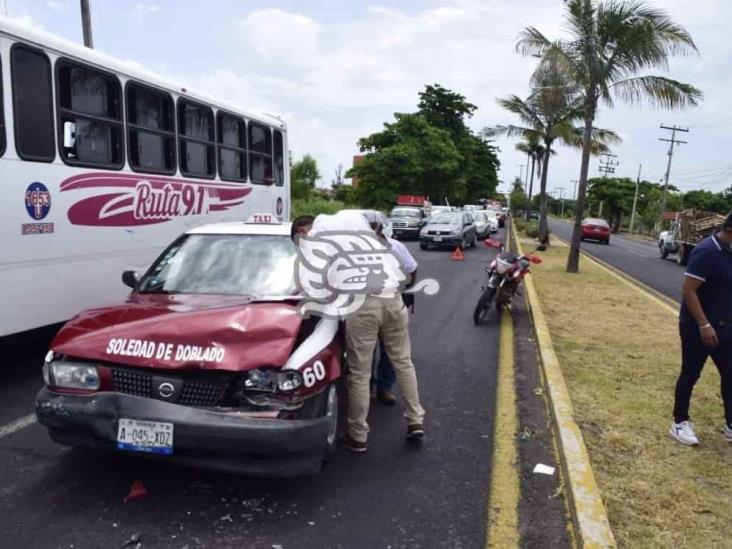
[488,64,619,241]
[515,137,547,220]
[517,0,702,272]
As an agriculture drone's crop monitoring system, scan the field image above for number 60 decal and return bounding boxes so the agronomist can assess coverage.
[303,360,326,388]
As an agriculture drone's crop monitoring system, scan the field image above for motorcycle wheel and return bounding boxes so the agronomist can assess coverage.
[473,287,496,325]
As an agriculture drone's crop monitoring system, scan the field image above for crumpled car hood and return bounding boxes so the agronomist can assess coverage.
[51,294,304,371]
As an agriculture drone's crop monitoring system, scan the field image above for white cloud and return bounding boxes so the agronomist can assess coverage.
[133,3,160,14]
[6,14,45,32]
[239,9,320,69]
[163,1,730,193]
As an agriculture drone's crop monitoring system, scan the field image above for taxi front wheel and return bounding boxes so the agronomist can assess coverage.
[323,382,341,462]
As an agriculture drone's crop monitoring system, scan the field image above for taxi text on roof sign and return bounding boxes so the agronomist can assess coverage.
[247,213,280,224]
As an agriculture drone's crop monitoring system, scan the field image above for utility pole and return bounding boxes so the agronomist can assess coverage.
[659,124,689,217]
[596,154,617,218]
[517,164,525,193]
[555,187,566,217]
[598,152,619,178]
[571,179,579,201]
[629,164,642,235]
[80,0,94,48]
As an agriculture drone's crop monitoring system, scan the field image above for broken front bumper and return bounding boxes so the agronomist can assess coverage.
[35,388,331,477]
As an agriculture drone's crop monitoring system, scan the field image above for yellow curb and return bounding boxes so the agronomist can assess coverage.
[552,234,678,315]
[486,308,520,548]
[514,223,616,549]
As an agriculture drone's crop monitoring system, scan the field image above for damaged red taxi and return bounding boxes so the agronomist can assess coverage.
[35,217,343,476]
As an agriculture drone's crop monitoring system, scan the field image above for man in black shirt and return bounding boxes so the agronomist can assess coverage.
[670,213,732,446]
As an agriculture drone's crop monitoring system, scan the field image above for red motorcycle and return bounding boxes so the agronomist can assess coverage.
[472,239,542,324]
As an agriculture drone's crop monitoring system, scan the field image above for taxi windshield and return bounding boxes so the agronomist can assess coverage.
[139,234,297,297]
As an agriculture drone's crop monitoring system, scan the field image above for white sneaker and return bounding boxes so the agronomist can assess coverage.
[670,421,699,446]
[724,424,732,443]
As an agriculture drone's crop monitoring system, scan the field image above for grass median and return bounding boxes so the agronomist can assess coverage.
[526,237,731,548]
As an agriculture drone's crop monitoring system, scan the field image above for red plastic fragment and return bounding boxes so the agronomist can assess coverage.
[124,480,149,503]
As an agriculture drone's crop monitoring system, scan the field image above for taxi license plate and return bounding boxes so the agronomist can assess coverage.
[117,418,174,455]
[433,236,443,242]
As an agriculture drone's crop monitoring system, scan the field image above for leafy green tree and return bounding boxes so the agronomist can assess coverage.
[291,154,321,199]
[418,84,500,202]
[681,189,731,214]
[332,183,358,205]
[509,177,528,215]
[418,84,477,138]
[586,177,636,232]
[346,113,462,210]
[518,0,702,272]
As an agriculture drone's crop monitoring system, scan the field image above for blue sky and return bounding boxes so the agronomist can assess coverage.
[6,0,732,197]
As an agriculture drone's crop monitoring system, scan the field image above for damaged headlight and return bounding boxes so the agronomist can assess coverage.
[244,369,303,393]
[47,360,100,391]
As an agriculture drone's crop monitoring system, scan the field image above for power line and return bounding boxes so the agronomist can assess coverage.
[659,124,689,215]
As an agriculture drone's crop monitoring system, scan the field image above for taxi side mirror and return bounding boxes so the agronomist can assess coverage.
[122,270,139,289]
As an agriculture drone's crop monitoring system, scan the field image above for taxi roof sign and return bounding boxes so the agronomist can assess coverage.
[246,213,280,225]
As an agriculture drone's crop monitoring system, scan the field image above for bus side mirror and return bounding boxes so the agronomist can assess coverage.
[122,270,139,289]
[63,121,76,149]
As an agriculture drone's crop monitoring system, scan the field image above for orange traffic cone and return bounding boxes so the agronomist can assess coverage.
[450,246,465,261]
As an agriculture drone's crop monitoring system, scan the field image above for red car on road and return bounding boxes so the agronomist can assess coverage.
[580,218,611,244]
[35,218,343,476]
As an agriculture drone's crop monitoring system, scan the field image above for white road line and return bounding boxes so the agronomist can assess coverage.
[0,414,37,439]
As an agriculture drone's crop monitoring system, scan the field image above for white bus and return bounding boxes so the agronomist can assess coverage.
[0,17,290,337]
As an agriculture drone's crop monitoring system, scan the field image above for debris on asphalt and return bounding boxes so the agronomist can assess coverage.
[124,480,149,503]
[219,514,233,523]
[308,521,315,526]
[519,426,537,440]
[533,464,556,475]
[119,532,141,548]
[533,386,544,395]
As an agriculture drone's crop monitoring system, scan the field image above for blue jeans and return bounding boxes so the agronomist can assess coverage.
[372,338,396,391]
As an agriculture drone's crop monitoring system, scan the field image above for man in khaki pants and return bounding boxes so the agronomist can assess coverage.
[344,292,425,451]
[290,211,425,453]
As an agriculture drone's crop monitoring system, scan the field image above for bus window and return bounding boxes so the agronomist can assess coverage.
[11,44,55,162]
[126,82,176,174]
[56,59,123,168]
[0,56,5,157]
[273,129,284,186]
[249,122,272,184]
[178,99,215,179]
[217,112,246,182]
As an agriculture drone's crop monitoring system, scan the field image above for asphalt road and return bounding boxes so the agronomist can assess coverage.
[0,227,568,548]
[549,218,685,303]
